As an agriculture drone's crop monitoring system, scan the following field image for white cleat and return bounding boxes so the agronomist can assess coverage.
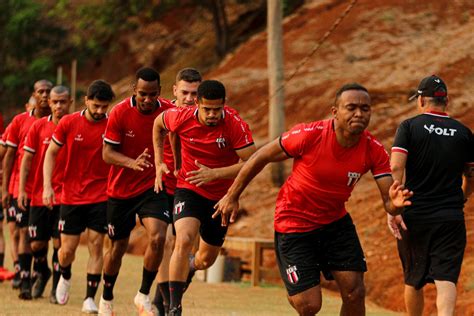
[55,276,71,305]
[82,297,99,314]
[134,291,156,316]
[98,297,115,316]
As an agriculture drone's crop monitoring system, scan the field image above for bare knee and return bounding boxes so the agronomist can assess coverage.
[149,231,166,253]
[289,296,322,315]
[341,283,365,305]
[30,241,46,252]
[60,245,76,261]
[174,233,195,255]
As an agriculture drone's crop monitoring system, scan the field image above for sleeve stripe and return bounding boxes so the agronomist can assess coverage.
[23,146,35,153]
[391,147,408,154]
[234,142,255,151]
[52,136,63,146]
[279,136,292,158]
[373,172,392,179]
[162,112,169,131]
[6,140,18,148]
[104,137,120,145]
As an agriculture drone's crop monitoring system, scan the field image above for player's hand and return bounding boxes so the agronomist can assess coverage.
[2,189,11,209]
[186,160,218,187]
[129,148,153,171]
[154,162,170,193]
[387,214,407,240]
[213,193,239,227]
[42,185,55,210]
[389,180,413,210]
[18,191,28,211]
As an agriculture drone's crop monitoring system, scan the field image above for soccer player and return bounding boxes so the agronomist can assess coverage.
[18,86,71,302]
[153,79,256,315]
[43,80,114,313]
[214,83,412,316]
[99,67,173,316]
[389,75,474,316]
[2,79,53,299]
[153,68,202,315]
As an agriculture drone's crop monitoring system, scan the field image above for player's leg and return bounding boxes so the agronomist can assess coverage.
[50,205,61,304]
[83,228,104,313]
[434,281,456,316]
[331,271,365,315]
[6,205,20,288]
[404,285,424,316]
[153,225,174,315]
[16,199,33,300]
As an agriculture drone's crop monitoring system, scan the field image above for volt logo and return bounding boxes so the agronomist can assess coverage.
[423,124,456,136]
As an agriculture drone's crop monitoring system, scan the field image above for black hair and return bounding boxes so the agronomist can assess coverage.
[334,83,369,106]
[87,80,115,101]
[426,95,448,107]
[176,68,202,83]
[136,67,160,84]
[51,85,70,96]
[197,80,226,101]
[33,79,53,91]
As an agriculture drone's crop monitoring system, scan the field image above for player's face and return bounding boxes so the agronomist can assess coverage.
[85,97,109,121]
[134,79,160,114]
[333,90,371,135]
[49,92,71,119]
[33,83,52,109]
[173,80,200,107]
[197,98,224,126]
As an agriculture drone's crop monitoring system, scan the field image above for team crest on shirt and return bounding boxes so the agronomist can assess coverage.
[108,224,115,237]
[43,137,51,145]
[74,134,84,142]
[216,137,227,149]
[286,265,299,284]
[174,201,185,215]
[347,172,361,186]
[126,130,135,138]
[58,219,66,232]
[28,225,37,238]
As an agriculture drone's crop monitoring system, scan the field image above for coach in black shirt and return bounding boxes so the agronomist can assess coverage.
[389,75,474,316]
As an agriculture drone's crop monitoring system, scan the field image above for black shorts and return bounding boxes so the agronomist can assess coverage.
[28,206,60,241]
[59,202,108,235]
[6,205,17,223]
[13,198,30,228]
[275,213,367,296]
[107,187,171,240]
[173,188,227,247]
[397,220,466,290]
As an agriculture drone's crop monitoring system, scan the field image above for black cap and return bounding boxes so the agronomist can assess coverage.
[409,75,447,101]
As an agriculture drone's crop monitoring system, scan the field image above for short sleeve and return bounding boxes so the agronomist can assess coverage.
[1,124,11,146]
[52,117,68,146]
[163,107,188,133]
[369,138,391,179]
[6,115,21,148]
[24,121,40,154]
[104,106,122,145]
[228,113,254,150]
[280,122,319,158]
[392,120,410,154]
[467,129,474,164]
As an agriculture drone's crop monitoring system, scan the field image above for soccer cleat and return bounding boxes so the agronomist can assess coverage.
[168,307,182,316]
[11,272,21,289]
[134,291,156,316]
[98,297,115,316]
[82,297,99,314]
[55,276,71,305]
[49,289,58,304]
[18,278,32,300]
[32,268,51,298]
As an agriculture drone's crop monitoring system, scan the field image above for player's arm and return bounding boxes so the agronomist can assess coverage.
[213,138,289,226]
[152,112,171,192]
[390,152,407,183]
[102,143,152,171]
[0,144,7,161]
[18,151,34,210]
[43,141,62,209]
[169,132,181,174]
[185,144,257,187]
[462,163,474,200]
[2,146,17,208]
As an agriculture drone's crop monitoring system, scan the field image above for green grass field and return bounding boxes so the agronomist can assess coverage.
[0,230,400,315]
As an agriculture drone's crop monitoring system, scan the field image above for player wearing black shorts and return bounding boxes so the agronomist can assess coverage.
[390,75,474,316]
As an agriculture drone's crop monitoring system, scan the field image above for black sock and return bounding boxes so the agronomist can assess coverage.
[169,281,186,310]
[102,273,118,301]
[59,264,72,280]
[18,253,33,280]
[153,282,163,305]
[32,248,49,275]
[51,248,60,291]
[86,273,101,299]
[0,252,4,267]
[139,267,158,295]
[159,281,170,307]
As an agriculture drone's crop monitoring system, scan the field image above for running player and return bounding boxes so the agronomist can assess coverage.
[2,79,53,299]
[152,68,202,316]
[153,80,256,315]
[18,86,71,302]
[43,80,114,313]
[214,83,412,316]
[98,67,173,316]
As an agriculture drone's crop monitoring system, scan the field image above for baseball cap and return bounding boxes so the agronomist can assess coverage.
[409,75,447,101]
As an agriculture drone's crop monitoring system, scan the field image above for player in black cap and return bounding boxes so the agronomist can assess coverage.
[389,75,474,315]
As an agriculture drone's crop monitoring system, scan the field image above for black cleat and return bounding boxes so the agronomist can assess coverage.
[11,272,21,289]
[18,278,32,300]
[49,289,58,304]
[32,268,51,298]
